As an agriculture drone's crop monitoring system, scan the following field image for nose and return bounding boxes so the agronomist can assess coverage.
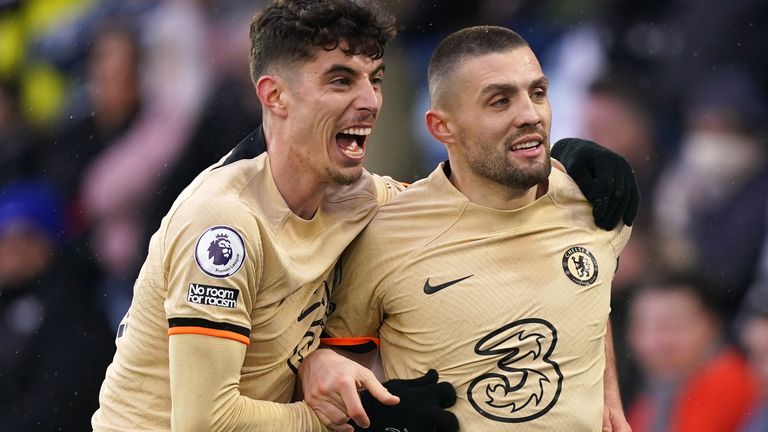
[514,96,542,128]
[354,80,380,117]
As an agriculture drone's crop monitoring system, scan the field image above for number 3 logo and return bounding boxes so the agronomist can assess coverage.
[467,318,563,423]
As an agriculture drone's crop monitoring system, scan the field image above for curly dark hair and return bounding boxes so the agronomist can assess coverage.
[249,0,397,82]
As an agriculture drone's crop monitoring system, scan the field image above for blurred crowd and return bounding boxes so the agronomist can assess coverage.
[0,0,766,430]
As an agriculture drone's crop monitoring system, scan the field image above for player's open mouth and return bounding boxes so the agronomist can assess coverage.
[336,127,371,160]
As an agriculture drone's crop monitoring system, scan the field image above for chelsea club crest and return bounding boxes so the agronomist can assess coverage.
[562,246,598,286]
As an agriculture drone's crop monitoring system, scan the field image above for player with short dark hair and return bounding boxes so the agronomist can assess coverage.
[302,26,633,431]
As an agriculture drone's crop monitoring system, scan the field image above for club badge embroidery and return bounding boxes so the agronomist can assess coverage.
[562,246,598,286]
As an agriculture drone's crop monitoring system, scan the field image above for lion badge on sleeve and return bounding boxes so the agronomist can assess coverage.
[195,226,246,278]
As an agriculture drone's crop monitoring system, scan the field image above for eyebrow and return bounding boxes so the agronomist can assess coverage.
[479,76,550,96]
[371,63,386,76]
[323,62,386,78]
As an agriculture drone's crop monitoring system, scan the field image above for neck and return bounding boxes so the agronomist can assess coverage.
[446,160,540,210]
[263,124,328,220]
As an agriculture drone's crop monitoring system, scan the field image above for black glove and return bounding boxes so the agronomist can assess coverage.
[551,138,640,229]
[353,369,458,432]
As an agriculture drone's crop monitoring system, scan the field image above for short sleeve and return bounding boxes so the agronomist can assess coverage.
[163,198,262,345]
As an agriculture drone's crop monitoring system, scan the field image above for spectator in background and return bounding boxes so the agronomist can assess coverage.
[582,74,659,222]
[76,1,212,328]
[739,305,768,432]
[141,3,262,245]
[654,68,768,317]
[627,275,756,432]
[581,73,662,403]
[43,19,145,330]
[0,181,114,431]
[47,21,142,231]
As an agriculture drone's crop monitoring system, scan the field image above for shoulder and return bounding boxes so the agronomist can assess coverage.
[547,169,632,254]
[369,173,409,204]
[162,193,264,276]
[547,169,592,223]
[166,154,267,234]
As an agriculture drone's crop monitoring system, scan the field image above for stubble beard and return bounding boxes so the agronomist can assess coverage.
[326,165,363,186]
[464,137,552,190]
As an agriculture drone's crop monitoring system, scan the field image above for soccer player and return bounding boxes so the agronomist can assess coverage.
[92,1,637,430]
[302,26,633,431]
[91,1,408,430]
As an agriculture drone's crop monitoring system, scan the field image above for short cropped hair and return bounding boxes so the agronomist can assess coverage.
[249,0,396,82]
[428,26,528,108]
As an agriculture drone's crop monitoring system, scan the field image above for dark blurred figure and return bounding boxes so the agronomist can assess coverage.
[48,21,141,211]
[581,73,659,292]
[0,182,114,431]
[45,21,144,329]
[46,21,142,232]
[626,275,756,432]
[0,79,45,186]
[738,307,768,431]
[654,68,768,316]
[583,74,659,219]
[581,73,661,404]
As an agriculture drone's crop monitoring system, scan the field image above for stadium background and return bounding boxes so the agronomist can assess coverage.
[0,0,766,430]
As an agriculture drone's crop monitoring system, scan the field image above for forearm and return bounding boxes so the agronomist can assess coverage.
[603,321,625,415]
[170,334,329,432]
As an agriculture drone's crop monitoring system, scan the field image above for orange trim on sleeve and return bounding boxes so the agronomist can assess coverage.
[320,336,380,348]
[169,326,250,345]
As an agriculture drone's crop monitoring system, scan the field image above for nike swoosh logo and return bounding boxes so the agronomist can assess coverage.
[423,275,474,295]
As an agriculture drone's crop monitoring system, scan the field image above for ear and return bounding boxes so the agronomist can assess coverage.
[255,75,287,117]
[425,109,456,146]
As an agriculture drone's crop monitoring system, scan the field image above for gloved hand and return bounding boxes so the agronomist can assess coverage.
[551,138,640,229]
[353,369,458,432]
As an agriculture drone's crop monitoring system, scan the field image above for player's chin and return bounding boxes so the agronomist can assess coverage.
[327,165,364,186]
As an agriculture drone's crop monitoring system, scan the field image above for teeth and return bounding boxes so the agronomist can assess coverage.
[512,141,540,150]
[339,127,372,136]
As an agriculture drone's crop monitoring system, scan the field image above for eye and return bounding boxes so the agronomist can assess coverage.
[531,88,548,101]
[330,77,351,87]
[491,97,510,107]
[371,76,384,87]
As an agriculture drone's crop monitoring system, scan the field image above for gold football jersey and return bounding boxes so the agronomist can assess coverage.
[326,162,631,431]
[92,128,402,431]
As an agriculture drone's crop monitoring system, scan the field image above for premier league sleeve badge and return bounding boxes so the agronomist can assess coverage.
[194,226,246,278]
